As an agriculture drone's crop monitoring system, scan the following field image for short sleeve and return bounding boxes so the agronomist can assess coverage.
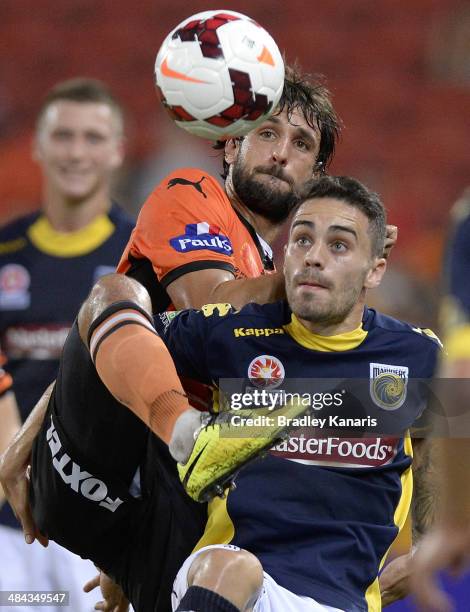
[118,169,237,288]
[155,303,236,385]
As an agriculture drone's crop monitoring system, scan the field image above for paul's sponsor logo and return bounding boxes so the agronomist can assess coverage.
[170,222,233,255]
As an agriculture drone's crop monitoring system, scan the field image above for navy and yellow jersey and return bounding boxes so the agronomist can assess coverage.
[158,301,440,612]
[441,189,470,360]
[0,207,134,422]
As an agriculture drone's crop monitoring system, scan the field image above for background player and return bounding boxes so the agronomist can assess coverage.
[0,78,134,610]
[410,188,470,611]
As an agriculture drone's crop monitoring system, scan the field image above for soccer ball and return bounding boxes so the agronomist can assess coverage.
[155,10,285,140]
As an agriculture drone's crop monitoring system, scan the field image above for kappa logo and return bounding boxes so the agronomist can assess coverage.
[248,355,285,389]
[369,362,409,411]
[234,327,284,338]
[201,303,232,318]
[412,326,443,348]
[170,222,233,255]
[167,176,207,198]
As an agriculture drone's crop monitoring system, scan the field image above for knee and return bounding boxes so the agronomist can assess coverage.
[188,547,263,594]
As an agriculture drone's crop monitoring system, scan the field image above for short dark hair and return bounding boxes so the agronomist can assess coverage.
[300,175,387,257]
[36,78,124,135]
[216,63,341,179]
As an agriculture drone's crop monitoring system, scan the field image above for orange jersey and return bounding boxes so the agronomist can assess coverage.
[0,351,12,396]
[117,168,274,312]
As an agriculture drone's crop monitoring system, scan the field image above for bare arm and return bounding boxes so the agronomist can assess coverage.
[411,437,438,544]
[0,391,22,505]
[166,268,285,310]
[77,273,152,343]
[167,225,394,310]
[379,437,437,607]
[0,383,53,545]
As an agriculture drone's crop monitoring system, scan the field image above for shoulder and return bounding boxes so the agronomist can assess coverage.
[160,301,286,336]
[201,300,287,334]
[149,168,227,206]
[366,308,443,350]
[0,211,40,255]
[0,211,40,240]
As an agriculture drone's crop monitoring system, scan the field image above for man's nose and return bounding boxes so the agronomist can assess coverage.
[271,138,289,166]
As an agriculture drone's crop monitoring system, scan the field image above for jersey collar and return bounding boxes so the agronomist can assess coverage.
[233,209,275,271]
[27,214,114,257]
[284,313,368,352]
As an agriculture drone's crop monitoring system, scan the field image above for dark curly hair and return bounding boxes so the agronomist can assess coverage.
[215,63,341,180]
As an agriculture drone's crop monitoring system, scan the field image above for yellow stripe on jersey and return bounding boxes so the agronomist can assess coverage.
[284,314,367,352]
[443,324,470,361]
[28,214,115,257]
[193,495,235,552]
[364,434,413,612]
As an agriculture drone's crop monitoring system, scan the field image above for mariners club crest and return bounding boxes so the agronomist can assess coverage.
[369,362,409,411]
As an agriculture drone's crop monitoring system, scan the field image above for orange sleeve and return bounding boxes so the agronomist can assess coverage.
[117,168,237,287]
[0,352,12,397]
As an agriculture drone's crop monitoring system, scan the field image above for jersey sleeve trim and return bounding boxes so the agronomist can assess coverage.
[160,260,236,288]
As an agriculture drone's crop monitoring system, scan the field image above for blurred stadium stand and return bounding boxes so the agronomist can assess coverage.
[1,1,469,279]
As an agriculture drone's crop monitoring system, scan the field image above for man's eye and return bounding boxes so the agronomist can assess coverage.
[87,133,105,144]
[295,140,309,151]
[332,241,347,252]
[53,131,72,141]
[259,129,275,139]
[297,237,311,247]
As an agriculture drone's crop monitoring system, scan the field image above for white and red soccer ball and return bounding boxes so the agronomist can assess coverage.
[155,10,285,140]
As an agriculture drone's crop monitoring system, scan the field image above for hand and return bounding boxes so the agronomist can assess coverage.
[0,383,53,547]
[379,551,413,607]
[84,571,129,612]
[410,526,470,612]
[384,224,398,259]
[0,450,48,547]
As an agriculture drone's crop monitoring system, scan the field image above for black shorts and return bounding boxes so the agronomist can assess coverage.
[30,322,206,612]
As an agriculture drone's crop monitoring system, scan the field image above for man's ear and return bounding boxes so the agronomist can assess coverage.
[364,257,387,290]
[224,137,241,166]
